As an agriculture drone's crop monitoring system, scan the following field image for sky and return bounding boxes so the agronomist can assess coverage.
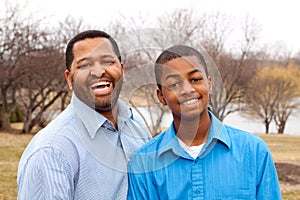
[8,0,300,55]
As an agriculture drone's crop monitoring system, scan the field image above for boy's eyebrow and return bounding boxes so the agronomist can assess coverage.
[165,69,202,80]
[165,73,180,80]
[188,69,202,75]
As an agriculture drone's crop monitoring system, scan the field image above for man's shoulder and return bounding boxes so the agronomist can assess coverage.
[26,107,79,152]
[18,109,80,178]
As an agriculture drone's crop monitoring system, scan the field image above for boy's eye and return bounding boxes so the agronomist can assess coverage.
[191,78,202,83]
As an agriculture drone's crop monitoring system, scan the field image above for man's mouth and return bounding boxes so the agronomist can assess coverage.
[90,81,111,90]
[90,81,113,95]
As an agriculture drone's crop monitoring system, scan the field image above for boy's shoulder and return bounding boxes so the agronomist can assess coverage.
[134,130,169,154]
[224,124,268,149]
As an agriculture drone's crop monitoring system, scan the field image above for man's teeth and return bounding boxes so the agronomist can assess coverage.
[91,82,110,90]
[182,98,198,105]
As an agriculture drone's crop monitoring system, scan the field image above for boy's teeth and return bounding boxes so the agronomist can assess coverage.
[182,99,197,105]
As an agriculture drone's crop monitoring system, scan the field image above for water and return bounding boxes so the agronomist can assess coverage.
[133,107,300,136]
[223,111,300,135]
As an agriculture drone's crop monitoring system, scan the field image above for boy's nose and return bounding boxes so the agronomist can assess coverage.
[181,81,195,94]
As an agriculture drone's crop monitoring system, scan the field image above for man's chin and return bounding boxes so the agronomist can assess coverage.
[95,103,112,112]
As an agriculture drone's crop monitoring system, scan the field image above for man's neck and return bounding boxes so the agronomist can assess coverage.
[98,105,119,130]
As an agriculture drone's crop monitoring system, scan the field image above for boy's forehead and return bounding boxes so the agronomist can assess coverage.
[161,55,206,74]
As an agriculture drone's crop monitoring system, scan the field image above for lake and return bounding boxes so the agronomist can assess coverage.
[133,106,300,136]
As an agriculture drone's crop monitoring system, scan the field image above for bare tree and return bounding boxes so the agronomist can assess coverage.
[273,66,300,134]
[157,8,203,46]
[16,47,66,133]
[243,66,300,134]
[198,12,233,59]
[206,15,261,121]
[0,2,47,130]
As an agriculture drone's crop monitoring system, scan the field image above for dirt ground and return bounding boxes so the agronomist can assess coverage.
[276,162,300,191]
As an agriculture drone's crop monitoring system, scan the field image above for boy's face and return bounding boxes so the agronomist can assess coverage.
[157,55,211,121]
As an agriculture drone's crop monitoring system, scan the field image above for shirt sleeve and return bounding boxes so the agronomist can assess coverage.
[127,154,159,200]
[17,147,74,200]
[256,142,282,200]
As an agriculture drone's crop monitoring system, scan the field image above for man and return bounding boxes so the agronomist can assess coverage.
[127,45,282,199]
[17,30,151,199]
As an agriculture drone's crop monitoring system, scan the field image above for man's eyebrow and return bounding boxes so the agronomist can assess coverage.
[76,57,91,64]
[76,54,115,64]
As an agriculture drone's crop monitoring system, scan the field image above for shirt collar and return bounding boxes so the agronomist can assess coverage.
[157,111,231,158]
[71,93,133,139]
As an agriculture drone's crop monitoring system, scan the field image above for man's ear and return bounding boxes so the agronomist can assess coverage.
[65,70,73,90]
[156,89,167,105]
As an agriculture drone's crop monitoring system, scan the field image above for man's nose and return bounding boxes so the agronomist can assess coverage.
[90,63,107,77]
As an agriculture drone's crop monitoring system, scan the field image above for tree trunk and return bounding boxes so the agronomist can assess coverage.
[277,122,285,134]
[265,121,270,134]
[22,111,33,133]
[0,111,12,131]
[0,88,12,131]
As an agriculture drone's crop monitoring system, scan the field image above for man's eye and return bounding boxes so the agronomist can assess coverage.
[102,60,115,65]
[168,82,180,88]
[79,63,91,69]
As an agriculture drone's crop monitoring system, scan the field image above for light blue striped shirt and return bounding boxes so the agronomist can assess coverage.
[17,94,151,200]
[128,112,282,200]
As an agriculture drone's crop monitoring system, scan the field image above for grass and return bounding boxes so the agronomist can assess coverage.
[0,131,299,199]
[0,131,33,200]
[258,133,300,163]
[258,133,300,200]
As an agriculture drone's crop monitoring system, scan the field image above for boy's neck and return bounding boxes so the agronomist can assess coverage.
[174,111,211,146]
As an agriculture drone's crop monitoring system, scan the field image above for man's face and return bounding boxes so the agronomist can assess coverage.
[65,37,124,112]
[157,55,211,121]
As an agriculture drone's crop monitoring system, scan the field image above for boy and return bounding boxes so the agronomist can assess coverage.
[127,45,281,199]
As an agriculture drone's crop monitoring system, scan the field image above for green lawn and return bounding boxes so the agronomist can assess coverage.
[0,131,299,199]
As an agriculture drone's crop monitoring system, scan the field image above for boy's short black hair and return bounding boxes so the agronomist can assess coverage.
[154,45,208,90]
[65,30,121,71]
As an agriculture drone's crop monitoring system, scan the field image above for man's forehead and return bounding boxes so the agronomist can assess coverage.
[73,38,115,57]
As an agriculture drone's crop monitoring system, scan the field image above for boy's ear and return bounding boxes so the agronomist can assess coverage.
[156,89,167,105]
[208,76,212,93]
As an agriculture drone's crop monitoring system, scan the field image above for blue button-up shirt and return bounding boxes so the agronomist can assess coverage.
[127,112,282,200]
[17,94,151,200]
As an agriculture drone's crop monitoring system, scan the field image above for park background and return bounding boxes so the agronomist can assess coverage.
[1,0,300,199]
